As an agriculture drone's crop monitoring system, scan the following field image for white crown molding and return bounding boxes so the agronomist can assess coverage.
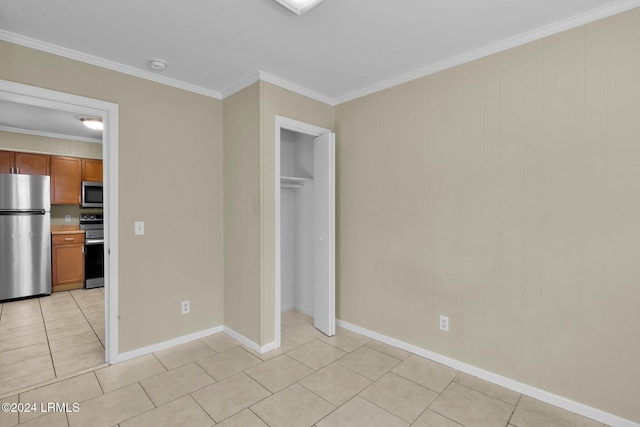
[334,0,640,105]
[219,71,261,99]
[0,125,102,144]
[258,71,335,105]
[0,30,223,100]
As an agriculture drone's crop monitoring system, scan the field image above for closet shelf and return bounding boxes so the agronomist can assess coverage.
[281,176,312,189]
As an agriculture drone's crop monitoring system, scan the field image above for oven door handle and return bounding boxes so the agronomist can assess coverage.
[85,239,104,245]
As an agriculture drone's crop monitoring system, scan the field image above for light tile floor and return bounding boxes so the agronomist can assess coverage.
[0,310,610,427]
[0,288,105,397]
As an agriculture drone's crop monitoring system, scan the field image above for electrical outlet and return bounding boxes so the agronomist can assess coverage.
[134,221,145,235]
[439,315,449,332]
[181,301,190,314]
[64,215,71,223]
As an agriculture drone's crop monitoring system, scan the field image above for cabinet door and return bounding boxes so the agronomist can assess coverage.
[0,150,15,173]
[82,159,103,182]
[51,156,82,205]
[52,243,84,290]
[15,152,51,175]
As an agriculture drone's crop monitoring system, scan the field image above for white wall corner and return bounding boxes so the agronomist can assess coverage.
[222,326,276,355]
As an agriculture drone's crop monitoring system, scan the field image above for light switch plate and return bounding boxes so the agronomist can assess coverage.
[134,221,145,235]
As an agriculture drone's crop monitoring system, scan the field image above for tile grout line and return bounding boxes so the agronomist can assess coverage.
[38,295,58,380]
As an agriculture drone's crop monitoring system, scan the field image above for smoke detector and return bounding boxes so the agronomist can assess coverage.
[149,59,167,71]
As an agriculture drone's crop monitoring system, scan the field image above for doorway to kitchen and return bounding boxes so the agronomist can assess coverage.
[0,79,119,368]
[275,116,335,349]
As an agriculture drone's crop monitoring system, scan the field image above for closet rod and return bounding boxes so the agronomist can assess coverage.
[281,184,304,189]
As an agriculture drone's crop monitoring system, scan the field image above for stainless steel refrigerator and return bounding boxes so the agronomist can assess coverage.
[0,174,52,301]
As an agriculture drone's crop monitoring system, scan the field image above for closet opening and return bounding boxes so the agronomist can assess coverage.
[274,116,335,349]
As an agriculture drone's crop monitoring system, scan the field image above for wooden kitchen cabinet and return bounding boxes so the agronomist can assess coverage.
[51,232,85,292]
[0,150,50,175]
[50,156,82,205]
[0,150,13,173]
[81,158,103,182]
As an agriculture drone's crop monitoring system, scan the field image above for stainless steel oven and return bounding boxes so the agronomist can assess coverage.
[80,213,104,288]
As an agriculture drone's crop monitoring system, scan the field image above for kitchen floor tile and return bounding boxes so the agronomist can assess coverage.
[251,383,335,427]
[140,362,215,406]
[41,307,83,322]
[1,299,40,314]
[0,323,46,341]
[286,339,346,370]
[67,383,154,427]
[18,372,102,423]
[0,354,53,383]
[0,342,50,367]
[510,395,603,427]
[153,339,215,370]
[391,354,458,393]
[197,346,262,381]
[244,354,313,393]
[0,394,18,427]
[359,372,438,423]
[0,332,47,354]
[51,341,105,377]
[430,382,515,427]
[299,362,372,406]
[19,411,69,426]
[120,395,214,427]
[0,314,43,329]
[44,314,89,331]
[192,372,271,423]
[95,354,166,393]
[45,322,93,341]
[48,330,100,353]
[337,346,401,381]
[316,395,407,427]
[200,332,241,353]
[0,367,55,396]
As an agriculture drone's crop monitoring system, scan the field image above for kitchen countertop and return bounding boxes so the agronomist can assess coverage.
[51,226,85,235]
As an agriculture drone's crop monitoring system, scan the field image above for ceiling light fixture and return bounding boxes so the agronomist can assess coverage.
[273,0,324,15]
[80,117,103,131]
[149,59,167,71]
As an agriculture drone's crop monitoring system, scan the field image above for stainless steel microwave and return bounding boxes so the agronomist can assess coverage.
[82,181,103,207]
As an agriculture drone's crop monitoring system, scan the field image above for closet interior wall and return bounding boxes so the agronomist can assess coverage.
[280,129,315,317]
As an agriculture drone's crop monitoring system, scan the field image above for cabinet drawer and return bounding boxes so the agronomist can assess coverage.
[52,233,84,245]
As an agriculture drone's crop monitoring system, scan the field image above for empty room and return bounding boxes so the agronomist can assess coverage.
[0,1,639,426]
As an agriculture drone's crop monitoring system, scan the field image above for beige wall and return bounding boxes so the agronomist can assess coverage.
[335,9,640,422]
[0,130,102,159]
[0,41,224,353]
[223,82,262,343]
[259,81,334,344]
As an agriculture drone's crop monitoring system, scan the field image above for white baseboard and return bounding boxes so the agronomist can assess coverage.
[336,319,639,427]
[117,325,223,363]
[223,326,276,355]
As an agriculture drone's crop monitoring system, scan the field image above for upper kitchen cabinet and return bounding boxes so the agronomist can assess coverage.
[81,158,103,182]
[0,150,50,175]
[50,156,81,205]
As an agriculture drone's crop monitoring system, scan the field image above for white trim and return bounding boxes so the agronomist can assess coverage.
[219,71,261,99]
[0,125,102,144]
[223,326,276,354]
[0,30,222,100]
[117,326,223,363]
[274,115,333,351]
[258,71,335,106]
[336,320,640,427]
[335,0,640,105]
[273,0,324,16]
[0,79,119,365]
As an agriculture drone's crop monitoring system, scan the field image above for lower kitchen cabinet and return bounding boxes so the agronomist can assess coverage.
[51,232,84,292]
